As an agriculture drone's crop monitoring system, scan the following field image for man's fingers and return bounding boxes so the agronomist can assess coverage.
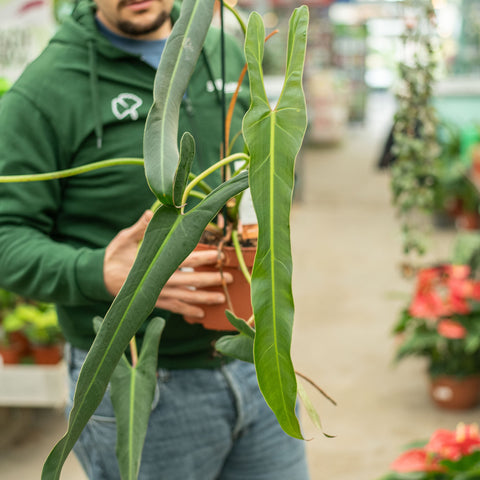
[160,287,226,305]
[155,298,205,318]
[180,249,224,268]
[155,288,228,319]
[125,210,153,242]
[167,270,233,288]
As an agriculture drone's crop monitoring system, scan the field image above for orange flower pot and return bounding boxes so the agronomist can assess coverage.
[31,343,63,365]
[183,243,256,331]
[0,342,23,365]
[429,375,480,410]
[7,330,30,356]
[456,212,480,231]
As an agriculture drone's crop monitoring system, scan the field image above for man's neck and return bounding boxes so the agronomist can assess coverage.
[95,17,168,69]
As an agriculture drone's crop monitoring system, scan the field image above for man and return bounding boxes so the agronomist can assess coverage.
[0,0,310,478]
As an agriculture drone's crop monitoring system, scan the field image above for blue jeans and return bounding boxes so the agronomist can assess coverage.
[66,346,310,480]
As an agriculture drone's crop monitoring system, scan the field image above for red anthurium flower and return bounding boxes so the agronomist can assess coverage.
[437,319,467,339]
[456,423,480,454]
[409,292,446,319]
[471,282,480,300]
[409,264,479,320]
[418,266,444,283]
[426,424,480,461]
[444,266,474,315]
[391,449,443,473]
[408,267,447,319]
[446,264,471,280]
[448,295,471,315]
[448,278,471,299]
[449,277,473,298]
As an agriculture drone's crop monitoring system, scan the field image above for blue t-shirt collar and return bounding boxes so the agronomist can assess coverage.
[95,18,167,69]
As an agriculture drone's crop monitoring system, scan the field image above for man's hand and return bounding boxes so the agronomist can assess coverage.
[103,210,232,318]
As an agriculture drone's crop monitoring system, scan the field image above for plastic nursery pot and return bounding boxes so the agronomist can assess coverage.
[31,343,63,365]
[183,243,256,331]
[0,342,23,365]
[429,375,480,410]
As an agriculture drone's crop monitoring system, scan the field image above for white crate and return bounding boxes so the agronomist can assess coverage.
[0,361,68,408]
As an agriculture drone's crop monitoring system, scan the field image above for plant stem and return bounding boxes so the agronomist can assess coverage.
[129,337,138,368]
[188,172,212,195]
[225,63,248,156]
[0,158,144,183]
[232,230,251,285]
[150,189,206,213]
[224,1,246,35]
[181,152,249,210]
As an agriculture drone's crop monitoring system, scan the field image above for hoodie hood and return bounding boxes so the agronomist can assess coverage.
[48,0,217,148]
[49,0,135,148]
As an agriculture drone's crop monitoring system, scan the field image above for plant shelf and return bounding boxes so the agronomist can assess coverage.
[0,361,68,408]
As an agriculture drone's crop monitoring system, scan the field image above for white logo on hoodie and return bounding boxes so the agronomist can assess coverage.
[206,79,239,94]
[111,93,143,121]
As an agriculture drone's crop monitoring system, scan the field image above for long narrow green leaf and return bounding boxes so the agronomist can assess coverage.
[174,132,196,206]
[110,317,166,480]
[296,381,335,439]
[215,311,255,363]
[296,382,321,434]
[144,0,214,206]
[41,172,248,480]
[243,7,309,439]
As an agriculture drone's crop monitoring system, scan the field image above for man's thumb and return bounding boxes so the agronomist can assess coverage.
[129,210,153,241]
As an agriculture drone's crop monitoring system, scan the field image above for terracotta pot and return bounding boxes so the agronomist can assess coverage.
[455,212,480,230]
[7,330,30,356]
[429,375,480,410]
[183,243,256,331]
[31,343,63,365]
[0,342,23,365]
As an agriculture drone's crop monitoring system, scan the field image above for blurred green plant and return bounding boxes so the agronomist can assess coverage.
[0,78,11,99]
[0,288,18,312]
[3,303,62,346]
[452,232,480,277]
[391,0,440,255]
[53,0,77,24]
[433,122,480,220]
[393,264,480,379]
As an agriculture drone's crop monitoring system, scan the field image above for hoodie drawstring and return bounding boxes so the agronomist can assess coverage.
[201,49,222,105]
[87,39,103,149]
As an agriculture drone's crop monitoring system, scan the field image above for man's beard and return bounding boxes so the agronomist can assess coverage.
[117,10,169,36]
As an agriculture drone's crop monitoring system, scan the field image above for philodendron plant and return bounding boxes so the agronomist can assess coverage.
[16,1,310,478]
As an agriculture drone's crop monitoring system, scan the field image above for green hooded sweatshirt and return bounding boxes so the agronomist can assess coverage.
[0,1,249,368]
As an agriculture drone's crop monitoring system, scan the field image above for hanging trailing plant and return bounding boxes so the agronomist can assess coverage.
[390,0,440,256]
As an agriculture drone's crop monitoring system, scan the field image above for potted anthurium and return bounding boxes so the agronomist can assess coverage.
[5,2,322,479]
[393,264,480,409]
[378,423,480,479]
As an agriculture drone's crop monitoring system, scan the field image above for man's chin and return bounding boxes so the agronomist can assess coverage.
[117,12,169,37]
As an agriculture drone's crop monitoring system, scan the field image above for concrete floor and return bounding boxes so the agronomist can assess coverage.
[2,91,479,479]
